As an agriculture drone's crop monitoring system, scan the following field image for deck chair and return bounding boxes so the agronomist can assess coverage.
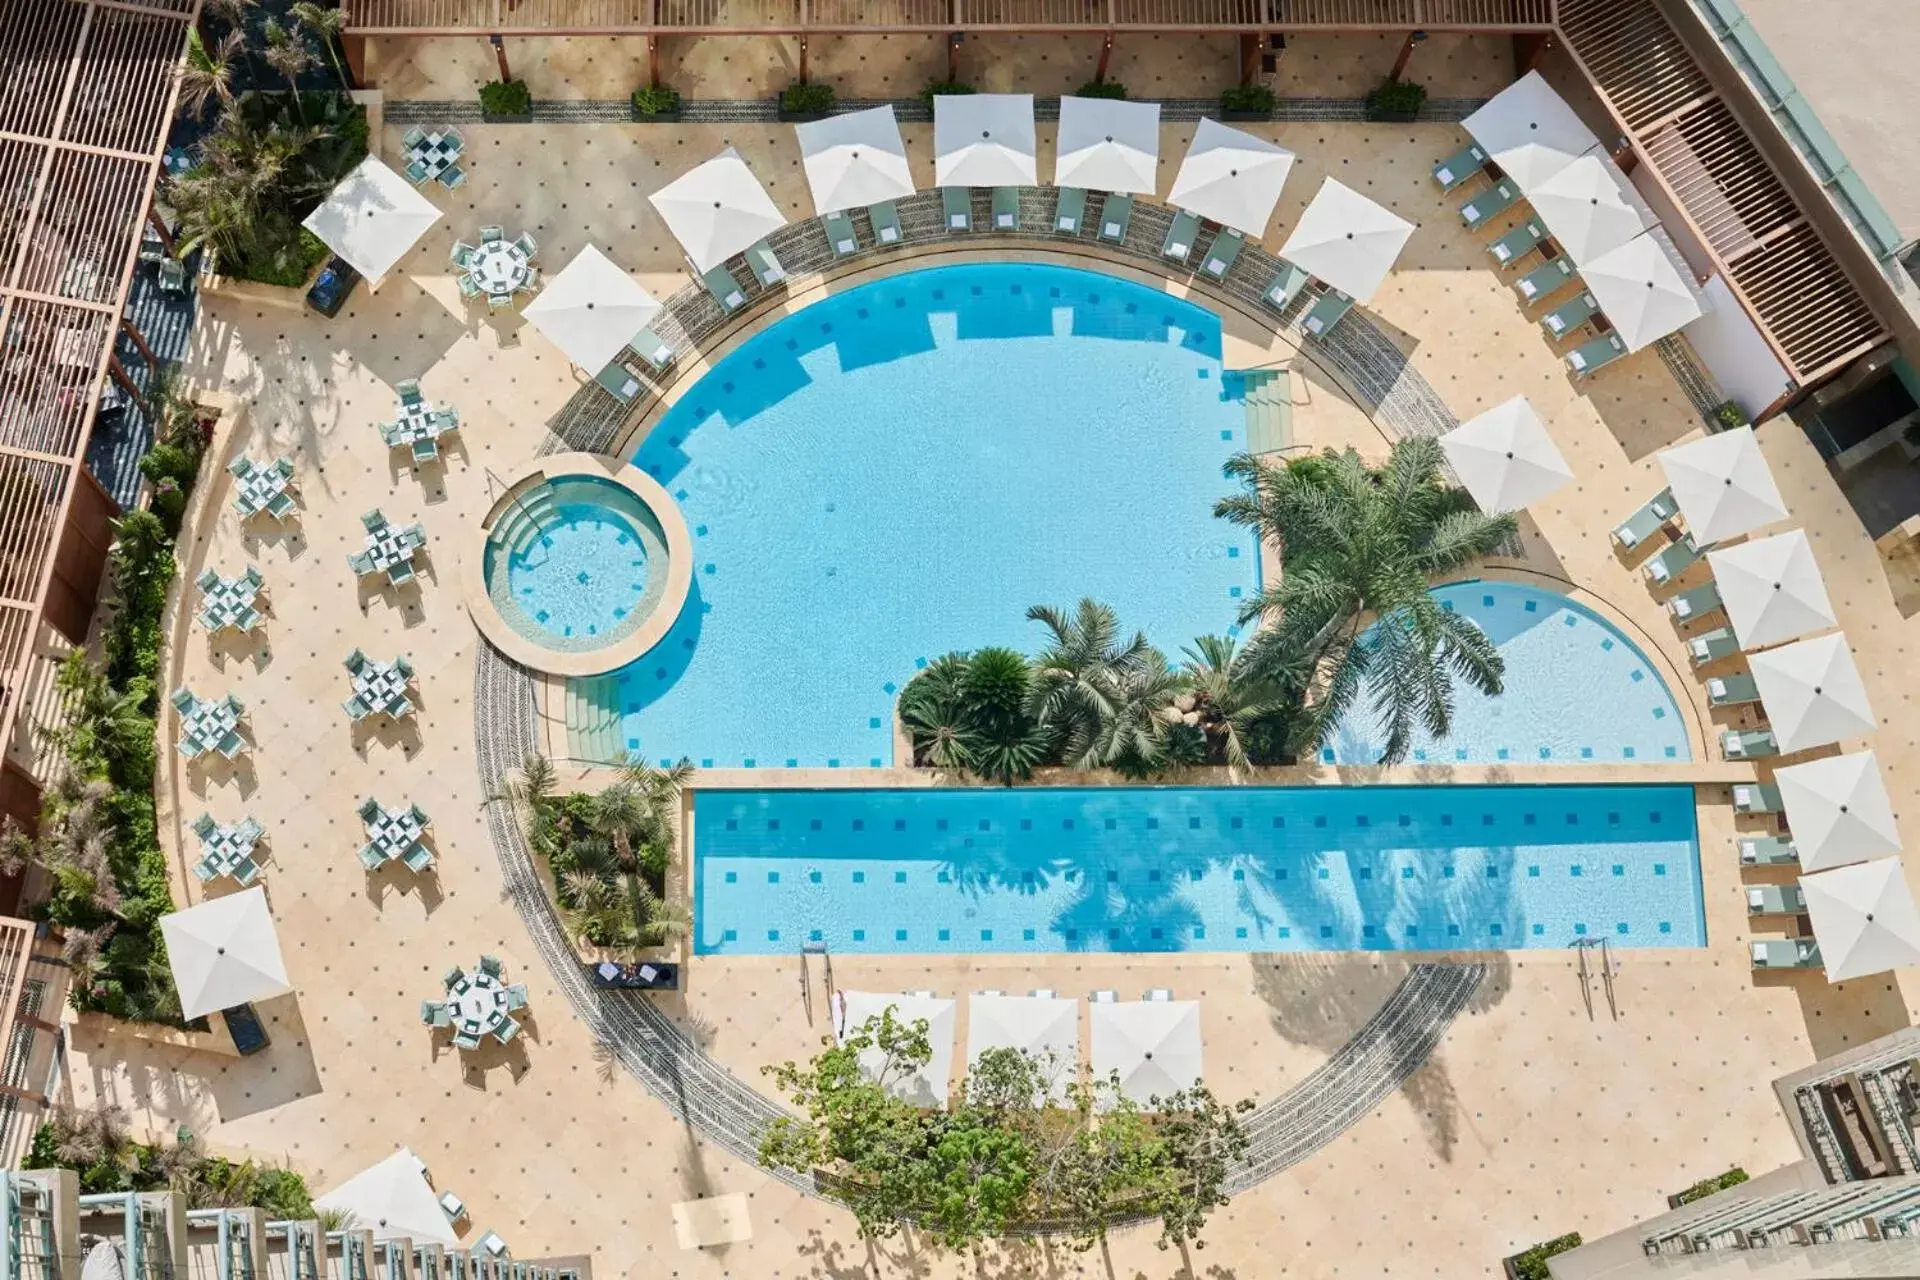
[1542,292,1601,340]
[440,165,467,191]
[594,361,643,403]
[171,687,196,713]
[1752,938,1820,970]
[700,264,745,312]
[1722,728,1778,760]
[821,209,859,257]
[513,231,537,257]
[1262,259,1311,310]
[1666,581,1722,624]
[1567,332,1628,378]
[1489,220,1546,267]
[1460,179,1521,230]
[1097,192,1134,242]
[479,225,504,244]
[1611,487,1678,551]
[1732,782,1783,815]
[630,326,675,370]
[744,241,784,287]
[1432,142,1488,191]
[868,200,903,247]
[1686,626,1738,666]
[411,437,439,465]
[1161,209,1200,262]
[1747,884,1807,916]
[344,647,368,674]
[1739,836,1798,867]
[1643,532,1701,586]
[1053,186,1086,233]
[1705,672,1760,705]
[941,187,973,232]
[362,509,388,533]
[1199,227,1244,279]
[1303,288,1356,337]
[1515,256,1575,303]
[450,242,477,269]
[990,187,1019,230]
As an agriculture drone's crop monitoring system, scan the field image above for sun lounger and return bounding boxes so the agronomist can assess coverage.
[991,186,1019,230]
[1090,989,1117,1003]
[1145,988,1172,1001]
[1542,292,1600,339]
[1161,209,1200,262]
[1568,332,1629,379]
[1739,835,1799,867]
[1432,142,1489,191]
[1460,179,1520,230]
[821,209,859,258]
[1667,581,1722,624]
[868,200,903,247]
[1752,938,1821,970]
[1302,288,1356,337]
[1097,192,1134,242]
[1685,626,1738,666]
[1746,885,1805,916]
[942,186,973,232]
[630,325,675,370]
[1705,672,1759,705]
[1515,256,1575,303]
[1489,220,1546,267]
[743,241,784,288]
[1199,227,1244,278]
[1723,728,1778,760]
[701,264,745,312]
[1053,186,1086,233]
[1263,259,1311,310]
[421,1001,449,1027]
[1613,487,1679,551]
[1643,532,1701,586]
[1732,782,1783,815]
[594,361,643,404]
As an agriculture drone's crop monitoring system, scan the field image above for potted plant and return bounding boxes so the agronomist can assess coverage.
[630,83,681,122]
[778,81,834,122]
[479,78,532,123]
[1220,83,1276,121]
[921,80,975,108]
[1074,79,1128,100]
[1364,76,1426,122]
[1713,400,1749,432]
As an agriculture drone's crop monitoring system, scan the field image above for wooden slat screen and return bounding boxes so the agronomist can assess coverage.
[62,10,188,156]
[0,1,87,139]
[14,149,147,306]
[0,301,112,457]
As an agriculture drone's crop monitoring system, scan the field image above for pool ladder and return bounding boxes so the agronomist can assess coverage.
[1573,937,1617,1022]
[800,941,835,1029]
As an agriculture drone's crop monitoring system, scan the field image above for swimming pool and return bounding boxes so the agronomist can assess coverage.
[590,263,1257,768]
[693,785,1705,955]
[1325,580,1692,766]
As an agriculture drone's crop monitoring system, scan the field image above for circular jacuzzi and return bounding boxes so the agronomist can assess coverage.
[464,454,692,676]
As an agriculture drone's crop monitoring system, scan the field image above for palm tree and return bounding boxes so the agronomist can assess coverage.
[1080,644,1186,776]
[261,20,315,120]
[1216,438,1518,765]
[202,0,261,84]
[288,1,350,90]
[1025,599,1152,769]
[898,654,982,771]
[962,648,1053,783]
[490,751,557,851]
[1178,634,1289,772]
[581,754,691,948]
[178,28,242,119]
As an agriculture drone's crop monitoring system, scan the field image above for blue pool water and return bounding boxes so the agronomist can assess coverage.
[693,785,1705,955]
[487,476,671,653]
[1326,580,1692,766]
[603,263,1256,768]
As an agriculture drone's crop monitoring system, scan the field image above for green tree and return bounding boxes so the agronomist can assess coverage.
[898,650,1050,783]
[1025,599,1155,769]
[1216,439,1517,764]
[179,28,242,118]
[1177,633,1290,771]
[261,19,315,119]
[288,1,349,89]
[897,654,980,771]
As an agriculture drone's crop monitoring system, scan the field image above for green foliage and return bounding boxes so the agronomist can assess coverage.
[1673,1167,1747,1206]
[761,1013,1254,1251]
[898,650,1050,783]
[1713,400,1749,431]
[479,78,532,116]
[781,81,835,114]
[1219,83,1276,114]
[1508,1232,1582,1280]
[921,81,976,105]
[26,1107,314,1213]
[1075,80,1128,99]
[630,84,680,115]
[1365,77,1427,119]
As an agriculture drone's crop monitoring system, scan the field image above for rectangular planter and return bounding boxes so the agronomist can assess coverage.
[1365,107,1421,123]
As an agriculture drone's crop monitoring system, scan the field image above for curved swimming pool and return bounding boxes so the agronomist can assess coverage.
[591,263,1258,768]
[1325,580,1692,765]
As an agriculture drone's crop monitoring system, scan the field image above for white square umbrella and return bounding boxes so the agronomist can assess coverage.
[1748,634,1877,754]
[796,105,915,214]
[1705,529,1836,651]
[1167,118,1296,238]
[315,1148,458,1246]
[521,245,663,373]
[1524,150,1650,262]
[1461,69,1601,190]
[966,994,1080,1101]
[1275,177,1415,303]
[1801,859,1920,982]
[1089,999,1202,1108]
[1438,396,1573,513]
[301,156,443,284]
[648,147,788,275]
[159,886,290,1021]
[1657,427,1788,545]
[1578,230,1707,352]
[838,990,956,1108]
[933,93,1037,188]
[1777,751,1903,873]
[1054,95,1161,194]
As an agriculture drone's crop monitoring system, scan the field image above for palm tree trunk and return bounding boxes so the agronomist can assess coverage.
[613,829,648,945]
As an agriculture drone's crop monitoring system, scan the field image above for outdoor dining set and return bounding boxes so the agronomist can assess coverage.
[451,227,539,309]
[347,509,428,587]
[344,650,416,722]
[401,125,468,191]
[359,797,434,872]
[196,567,265,633]
[380,379,459,465]
[228,456,297,520]
[422,955,528,1050]
[173,688,246,761]
[191,814,265,886]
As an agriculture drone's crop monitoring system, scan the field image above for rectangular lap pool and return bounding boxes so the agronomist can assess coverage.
[693,786,1705,956]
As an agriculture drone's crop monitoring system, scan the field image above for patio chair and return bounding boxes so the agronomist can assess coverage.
[404,845,435,873]
[410,802,431,826]
[513,231,537,258]
[411,438,439,465]
[379,422,404,448]
[1667,581,1723,624]
[1053,186,1086,234]
[480,954,504,978]
[1459,179,1520,231]
[216,731,246,760]
[1145,988,1172,1001]
[1751,938,1821,970]
[394,654,416,678]
[594,361,643,403]
[1747,884,1807,916]
[1432,142,1488,191]
[457,274,481,300]
[1199,227,1245,279]
[1739,835,1799,867]
[444,965,466,987]
[504,984,528,1011]
[868,199,903,247]
[1302,288,1356,337]
[432,407,459,430]
[224,692,243,714]
[821,209,859,257]
[402,126,427,149]
[357,844,384,869]
[478,1233,508,1259]
[494,1018,521,1044]
[450,242,477,270]
[1732,782,1783,815]
[389,696,415,719]
[1097,192,1134,242]
[630,325,675,370]
[274,457,294,480]
[941,186,973,232]
[1515,256,1575,304]
[171,688,196,713]
[397,378,423,406]
[1262,259,1311,310]
[1705,672,1760,706]
[439,165,467,191]
[480,225,504,244]
[177,735,204,760]
[265,491,296,520]
[1722,728,1778,760]
[243,565,264,589]
[232,859,260,886]
[345,648,368,674]
[1161,209,1200,262]
[1612,487,1679,551]
[196,568,221,591]
[1686,627,1739,667]
[990,186,1019,231]
[744,241,785,288]
[1541,291,1600,339]
[1643,533,1701,585]
[362,509,388,533]
[442,126,465,152]
[451,1032,482,1051]
[1567,332,1628,379]
[700,264,745,313]
[387,560,415,588]
[342,695,372,721]
[421,1000,449,1026]
[405,159,430,185]
[226,457,252,479]
[346,551,374,576]
[1489,220,1546,268]
[358,796,383,823]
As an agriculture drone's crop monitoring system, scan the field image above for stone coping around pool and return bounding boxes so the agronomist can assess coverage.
[462,452,694,678]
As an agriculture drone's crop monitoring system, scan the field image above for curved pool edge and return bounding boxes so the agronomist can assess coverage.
[462,451,695,678]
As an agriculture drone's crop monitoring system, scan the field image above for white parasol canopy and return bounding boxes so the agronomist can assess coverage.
[1166,118,1296,238]
[1461,70,1602,190]
[1657,427,1788,545]
[1438,396,1573,513]
[315,1148,458,1247]
[1578,230,1707,352]
[1705,529,1836,651]
[520,245,663,373]
[1523,150,1651,262]
[1748,633,1877,754]
[648,147,788,275]
[838,990,956,1108]
[301,156,443,284]
[1776,751,1903,873]
[966,994,1080,1101]
[1054,95,1161,194]
[1801,859,1920,982]
[933,94,1037,188]
[795,105,916,214]
[1274,177,1415,302]
[1089,999,1202,1108]
[159,886,290,1022]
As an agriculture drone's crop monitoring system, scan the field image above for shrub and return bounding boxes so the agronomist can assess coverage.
[921,80,975,105]
[1674,1167,1748,1206]
[1508,1233,1581,1280]
[1220,83,1276,115]
[780,81,834,114]
[1713,399,1749,431]
[479,78,531,116]
[1074,80,1127,99]
[1366,77,1427,119]
[630,84,679,115]
[28,1112,317,1213]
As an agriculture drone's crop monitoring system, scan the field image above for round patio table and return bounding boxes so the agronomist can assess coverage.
[448,971,511,1040]
[466,241,529,295]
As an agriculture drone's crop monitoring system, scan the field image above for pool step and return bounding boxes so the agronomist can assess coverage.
[1227,367,1296,456]
[564,674,625,765]
[493,487,561,559]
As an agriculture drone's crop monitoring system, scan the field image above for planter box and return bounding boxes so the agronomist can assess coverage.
[481,110,533,123]
[631,105,682,123]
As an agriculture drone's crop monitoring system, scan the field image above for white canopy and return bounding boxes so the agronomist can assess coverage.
[1801,859,1920,983]
[1274,177,1415,302]
[1777,751,1903,874]
[1461,70,1601,190]
[1524,150,1651,262]
[520,245,663,373]
[1657,427,1788,545]
[838,990,956,1108]
[795,105,915,214]
[933,94,1037,188]
[648,147,788,275]
[1749,633,1877,754]
[966,994,1080,1101]
[1054,95,1161,194]
[301,156,443,284]
[1438,396,1573,513]
[314,1148,458,1247]
[1705,529,1836,651]
[159,886,290,1022]
[1166,118,1296,238]
[1580,230,1708,352]
[1089,999,1202,1109]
